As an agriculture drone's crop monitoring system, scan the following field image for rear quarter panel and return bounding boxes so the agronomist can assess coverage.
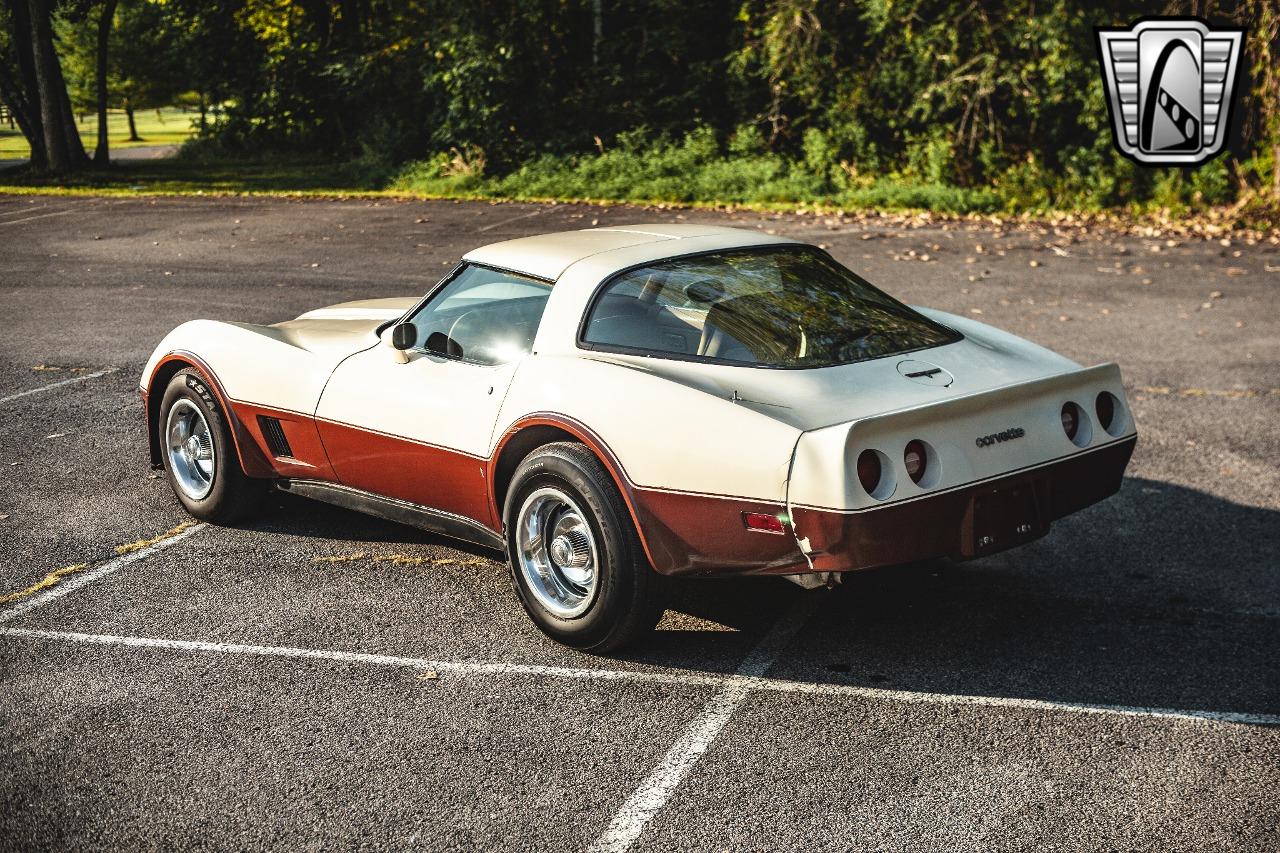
[495,355,807,575]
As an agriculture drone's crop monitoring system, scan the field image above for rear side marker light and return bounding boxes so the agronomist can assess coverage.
[904,440,927,484]
[742,512,786,534]
[857,449,882,495]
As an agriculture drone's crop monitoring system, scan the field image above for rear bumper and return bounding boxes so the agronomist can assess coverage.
[790,435,1137,573]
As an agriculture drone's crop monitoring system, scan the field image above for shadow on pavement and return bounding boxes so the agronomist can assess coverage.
[246,477,1278,716]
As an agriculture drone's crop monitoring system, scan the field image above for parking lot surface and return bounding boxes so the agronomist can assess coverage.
[1,196,1278,851]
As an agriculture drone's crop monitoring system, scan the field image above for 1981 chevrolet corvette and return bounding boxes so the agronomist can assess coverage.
[142,224,1136,650]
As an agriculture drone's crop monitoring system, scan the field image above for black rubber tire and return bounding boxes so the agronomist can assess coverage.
[158,369,268,524]
[504,442,664,653]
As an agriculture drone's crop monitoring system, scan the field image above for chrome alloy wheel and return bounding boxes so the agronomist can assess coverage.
[516,487,599,618]
[165,398,216,500]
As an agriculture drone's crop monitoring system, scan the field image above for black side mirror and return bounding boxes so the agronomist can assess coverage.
[425,331,463,358]
[390,322,417,350]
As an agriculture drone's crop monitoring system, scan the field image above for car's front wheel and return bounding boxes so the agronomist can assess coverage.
[159,368,267,523]
[505,442,664,653]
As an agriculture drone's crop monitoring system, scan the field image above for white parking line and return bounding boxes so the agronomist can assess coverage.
[0,367,118,405]
[0,523,204,624]
[0,203,53,219]
[587,598,818,853]
[2,619,1276,729]
[0,208,77,227]
[477,206,548,232]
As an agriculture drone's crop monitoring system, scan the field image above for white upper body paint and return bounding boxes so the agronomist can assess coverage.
[141,224,1136,513]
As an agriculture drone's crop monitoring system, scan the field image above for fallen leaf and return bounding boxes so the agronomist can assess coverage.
[1226,267,1245,276]
[46,433,65,439]
[418,670,439,681]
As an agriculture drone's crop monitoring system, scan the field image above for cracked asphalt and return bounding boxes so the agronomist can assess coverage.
[1,195,1277,851]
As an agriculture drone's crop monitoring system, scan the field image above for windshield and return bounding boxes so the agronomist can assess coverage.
[580,246,959,368]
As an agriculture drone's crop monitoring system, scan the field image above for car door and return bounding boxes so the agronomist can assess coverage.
[315,263,554,528]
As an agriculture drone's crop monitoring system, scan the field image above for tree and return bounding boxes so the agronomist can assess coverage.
[110,0,182,139]
[0,1,47,168]
[91,0,118,161]
[0,0,89,172]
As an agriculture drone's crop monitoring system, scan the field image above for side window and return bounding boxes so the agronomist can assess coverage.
[409,264,553,366]
[580,268,707,356]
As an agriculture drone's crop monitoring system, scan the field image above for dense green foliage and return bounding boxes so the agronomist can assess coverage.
[3,0,1279,214]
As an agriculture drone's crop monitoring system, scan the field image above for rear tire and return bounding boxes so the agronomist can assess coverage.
[504,442,664,653]
[159,369,267,524]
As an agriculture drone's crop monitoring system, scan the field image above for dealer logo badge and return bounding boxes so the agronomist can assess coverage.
[1095,18,1244,166]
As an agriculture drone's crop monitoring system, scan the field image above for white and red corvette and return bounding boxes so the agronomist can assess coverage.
[142,224,1136,650]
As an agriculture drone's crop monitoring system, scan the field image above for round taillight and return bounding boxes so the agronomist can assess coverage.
[1061,403,1079,441]
[904,440,927,484]
[1096,392,1116,432]
[857,450,882,495]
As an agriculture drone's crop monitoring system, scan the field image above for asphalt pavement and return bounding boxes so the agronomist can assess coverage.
[0,195,1277,851]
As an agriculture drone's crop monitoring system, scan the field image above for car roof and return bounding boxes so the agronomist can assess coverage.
[463,223,781,281]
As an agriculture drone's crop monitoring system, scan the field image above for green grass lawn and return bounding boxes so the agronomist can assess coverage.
[0,106,197,159]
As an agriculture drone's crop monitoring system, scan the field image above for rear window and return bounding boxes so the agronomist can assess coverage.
[580,247,959,368]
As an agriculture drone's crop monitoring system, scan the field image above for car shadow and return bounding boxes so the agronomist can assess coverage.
[253,491,505,562]
[639,476,1280,718]
[247,478,1277,717]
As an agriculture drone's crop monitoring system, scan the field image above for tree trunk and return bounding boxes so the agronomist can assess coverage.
[125,102,138,140]
[93,0,119,165]
[198,93,207,131]
[4,0,47,169]
[0,70,38,154]
[25,0,87,172]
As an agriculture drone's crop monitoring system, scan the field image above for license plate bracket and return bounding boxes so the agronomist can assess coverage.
[969,481,1044,556]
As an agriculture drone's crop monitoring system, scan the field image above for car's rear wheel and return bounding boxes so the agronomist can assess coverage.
[505,442,664,653]
[159,369,267,523]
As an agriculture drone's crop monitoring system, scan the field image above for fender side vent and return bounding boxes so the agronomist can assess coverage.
[258,416,294,458]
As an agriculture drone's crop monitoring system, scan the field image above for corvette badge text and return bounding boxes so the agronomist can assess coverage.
[975,427,1026,449]
[1095,17,1244,167]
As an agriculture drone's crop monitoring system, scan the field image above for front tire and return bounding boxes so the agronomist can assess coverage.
[504,442,664,653]
[159,369,267,523]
